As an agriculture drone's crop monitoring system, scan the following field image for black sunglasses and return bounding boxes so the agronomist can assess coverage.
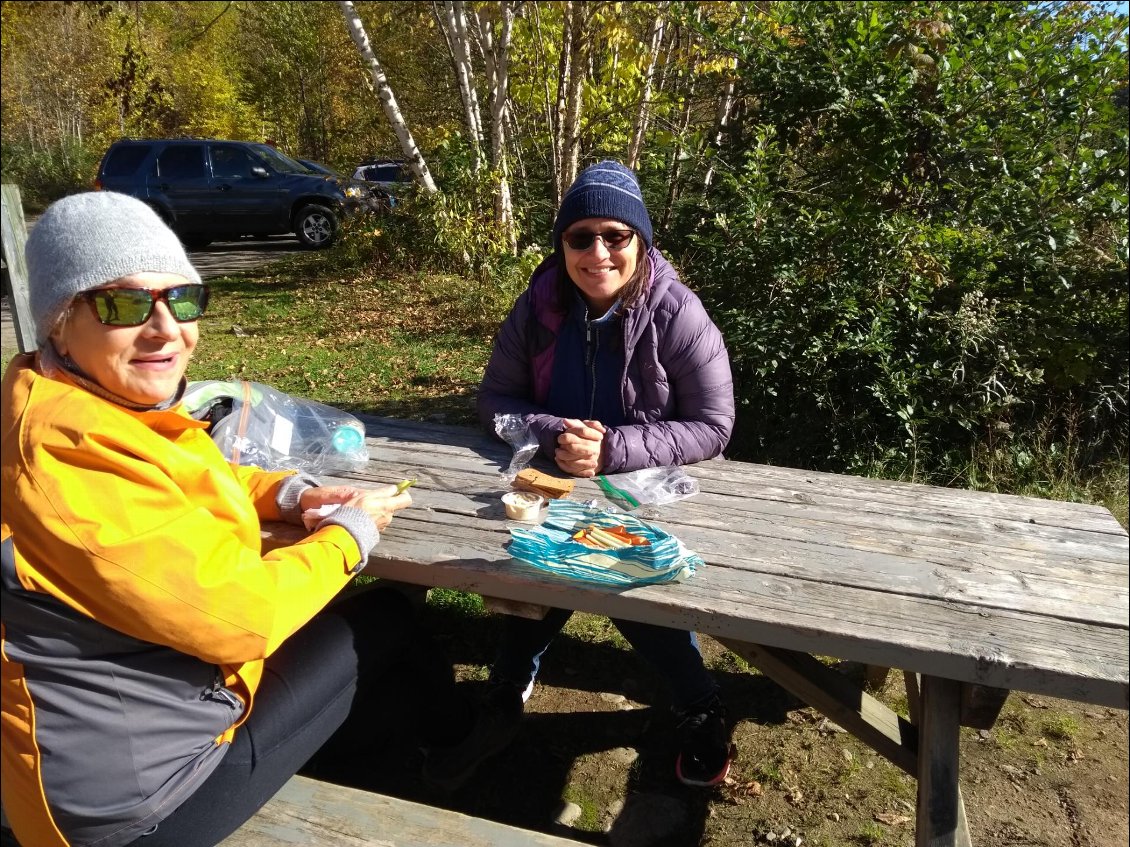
[78,284,210,327]
[562,229,636,251]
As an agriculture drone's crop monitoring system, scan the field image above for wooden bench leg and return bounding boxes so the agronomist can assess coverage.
[904,670,921,725]
[959,684,1010,730]
[916,675,972,847]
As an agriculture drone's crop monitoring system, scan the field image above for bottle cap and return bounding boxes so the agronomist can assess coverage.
[331,425,365,454]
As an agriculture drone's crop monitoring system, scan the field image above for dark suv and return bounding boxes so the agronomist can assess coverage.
[95,139,373,249]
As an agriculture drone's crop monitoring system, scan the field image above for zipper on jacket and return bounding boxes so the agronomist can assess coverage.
[202,666,241,709]
[586,321,598,418]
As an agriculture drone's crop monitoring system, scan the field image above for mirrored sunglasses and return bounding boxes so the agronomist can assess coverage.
[79,284,210,327]
[562,229,636,251]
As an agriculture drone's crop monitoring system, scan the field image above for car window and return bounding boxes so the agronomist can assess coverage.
[300,160,338,176]
[249,144,307,175]
[157,145,207,180]
[103,145,152,177]
[210,144,259,179]
[364,165,406,182]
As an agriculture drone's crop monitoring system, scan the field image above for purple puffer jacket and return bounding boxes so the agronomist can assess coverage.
[477,249,735,473]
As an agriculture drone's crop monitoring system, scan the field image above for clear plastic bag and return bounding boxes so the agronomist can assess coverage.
[494,413,538,480]
[595,466,700,510]
[182,380,369,474]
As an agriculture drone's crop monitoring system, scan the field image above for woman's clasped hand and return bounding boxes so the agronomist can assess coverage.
[554,418,607,477]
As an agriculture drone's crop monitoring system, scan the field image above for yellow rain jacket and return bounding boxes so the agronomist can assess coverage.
[1,354,362,847]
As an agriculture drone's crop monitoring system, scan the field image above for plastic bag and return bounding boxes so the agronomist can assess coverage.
[507,499,700,586]
[595,466,700,510]
[182,380,369,474]
[494,413,538,480]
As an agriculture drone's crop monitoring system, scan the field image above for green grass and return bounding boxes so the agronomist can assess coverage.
[562,612,630,650]
[753,758,786,787]
[854,822,887,845]
[188,249,512,425]
[427,587,487,617]
[1041,713,1081,743]
[560,783,604,831]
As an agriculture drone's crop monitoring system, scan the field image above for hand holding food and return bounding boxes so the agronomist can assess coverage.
[345,485,412,532]
[299,485,368,513]
[302,484,411,532]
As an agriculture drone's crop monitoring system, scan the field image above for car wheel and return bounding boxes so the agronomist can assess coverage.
[294,205,336,249]
[180,234,213,250]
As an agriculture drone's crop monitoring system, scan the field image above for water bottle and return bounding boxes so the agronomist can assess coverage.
[330,423,365,455]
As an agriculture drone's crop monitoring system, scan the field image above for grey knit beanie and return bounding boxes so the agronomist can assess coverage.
[552,160,654,253]
[26,191,202,345]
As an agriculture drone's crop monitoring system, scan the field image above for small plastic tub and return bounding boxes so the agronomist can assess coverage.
[502,491,544,521]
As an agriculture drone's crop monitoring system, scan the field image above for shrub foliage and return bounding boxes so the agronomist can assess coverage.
[665,1,1128,480]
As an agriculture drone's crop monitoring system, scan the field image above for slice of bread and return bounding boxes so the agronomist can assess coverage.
[513,468,575,499]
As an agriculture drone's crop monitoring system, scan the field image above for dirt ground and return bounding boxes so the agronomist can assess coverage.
[316,604,1129,847]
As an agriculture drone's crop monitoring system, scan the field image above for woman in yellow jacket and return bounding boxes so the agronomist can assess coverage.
[1,192,464,847]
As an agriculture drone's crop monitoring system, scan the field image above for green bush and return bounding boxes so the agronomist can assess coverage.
[339,141,544,318]
[666,1,1128,481]
[0,140,102,211]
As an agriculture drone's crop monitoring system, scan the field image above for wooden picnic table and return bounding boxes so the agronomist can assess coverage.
[261,415,1129,847]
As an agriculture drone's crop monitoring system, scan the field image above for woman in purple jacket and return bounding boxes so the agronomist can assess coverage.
[429,162,737,791]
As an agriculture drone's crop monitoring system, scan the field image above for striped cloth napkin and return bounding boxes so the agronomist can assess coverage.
[506,499,701,586]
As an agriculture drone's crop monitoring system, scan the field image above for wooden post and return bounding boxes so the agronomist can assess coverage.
[916,675,971,847]
[1,184,36,353]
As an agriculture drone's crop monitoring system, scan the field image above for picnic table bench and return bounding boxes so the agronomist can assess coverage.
[220,774,585,846]
[1,776,586,847]
[257,414,1129,847]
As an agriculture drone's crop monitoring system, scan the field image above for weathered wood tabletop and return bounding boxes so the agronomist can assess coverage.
[262,415,1129,847]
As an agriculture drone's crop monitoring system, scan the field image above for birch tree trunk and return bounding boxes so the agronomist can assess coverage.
[559,1,592,201]
[483,2,517,252]
[552,1,575,207]
[625,4,667,170]
[703,11,744,188]
[529,3,559,202]
[660,17,700,230]
[443,0,484,170]
[338,0,437,193]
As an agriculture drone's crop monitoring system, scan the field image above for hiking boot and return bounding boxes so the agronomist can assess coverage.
[422,681,526,792]
[674,693,736,787]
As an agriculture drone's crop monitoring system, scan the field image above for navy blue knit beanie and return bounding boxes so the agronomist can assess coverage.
[552,161,653,252]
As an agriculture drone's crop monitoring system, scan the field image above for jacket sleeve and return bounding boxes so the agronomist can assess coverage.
[602,296,735,473]
[229,462,300,521]
[477,290,565,462]
[16,429,362,666]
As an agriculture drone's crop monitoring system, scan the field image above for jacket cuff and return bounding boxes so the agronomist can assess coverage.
[275,474,321,525]
[318,506,380,570]
[534,417,565,463]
